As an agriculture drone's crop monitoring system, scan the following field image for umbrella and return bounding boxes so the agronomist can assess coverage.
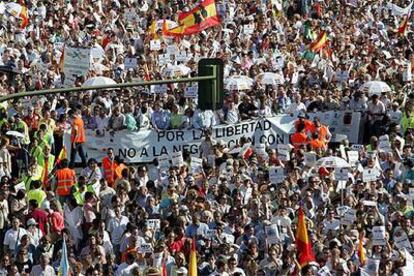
[162,64,191,78]
[4,3,22,17]
[6,131,24,139]
[360,81,391,96]
[315,156,350,168]
[256,72,285,85]
[225,76,254,91]
[83,77,116,87]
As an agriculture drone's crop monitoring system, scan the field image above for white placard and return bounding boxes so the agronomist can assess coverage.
[185,85,198,98]
[158,54,170,65]
[403,62,412,82]
[63,47,91,86]
[243,24,255,35]
[372,226,386,246]
[362,168,380,182]
[158,154,170,169]
[146,219,161,230]
[14,182,25,191]
[269,166,285,184]
[191,157,203,174]
[335,168,350,181]
[394,230,412,251]
[304,152,317,167]
[340,208,356,225]
[255,144,266,156]
[167,45,179,55]
[181,40,191,49]
[139,243,153,253]
[409,188,414,200]
[351,144,364,151]
[175,51,187,62]
[277,144,291,161]
[172,151,184,167]
[363,200,377,207]
[150,40,161,51]
[206,229,217,239]
[347,151,359,165]
[124,57,138,70]
[317,266,332,276]
[271,216,291,227]
[362,258,380,275]
[152,84,168,94]
[265,224,280,244]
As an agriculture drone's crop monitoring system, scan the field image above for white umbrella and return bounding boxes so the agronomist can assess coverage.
[83,77,116,87]
[4,3,22,17]
[225,76,254,91]
[315,156,350,168]
[361,81,391,96]
[163,64,191,78]
[256,72,285,85]
[6,130,24,139]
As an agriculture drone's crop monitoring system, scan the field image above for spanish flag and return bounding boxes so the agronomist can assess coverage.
[55,147,67,166]
[163,20,185,38]
[188,238,198,276]
[295,208,316,268]
[398,15,409,35]
[309,31,328,52]
[164,0,220,37]
[358,232,367,266]
[20,5,29,28]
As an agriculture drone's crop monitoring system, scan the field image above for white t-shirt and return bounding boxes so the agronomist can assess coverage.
[3,227,28,251]
[30,264,56,276]
[107,215,130,245]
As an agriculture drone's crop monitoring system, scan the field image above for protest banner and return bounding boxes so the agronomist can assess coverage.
[65,112,362,164]
[335,168,350,181]
[63,47,91,86]
[146,219,161,230]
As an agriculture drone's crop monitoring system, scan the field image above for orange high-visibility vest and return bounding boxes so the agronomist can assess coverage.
[310,138,326,151]
[71,117,86,144]
[316,125,329,142]
[102,156,117,185]
[55,168,76,196]
[291,132,308,149]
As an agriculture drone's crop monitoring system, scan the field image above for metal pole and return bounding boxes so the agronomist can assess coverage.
[0,75,216,102]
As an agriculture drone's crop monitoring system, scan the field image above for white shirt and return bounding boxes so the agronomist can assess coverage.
[30,264,56,276]
[3,227,28,251]
[116,262,139,276]
[107,215,129,245]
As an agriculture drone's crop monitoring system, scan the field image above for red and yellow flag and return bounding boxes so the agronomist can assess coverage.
[398,15,409,35]
[309,31,328,52]
[20,5,29,28]
[295,208,316,268]
[188,238,198,276]
[358,232,367,266]
[163,0,221,37]
[55,147,67,165]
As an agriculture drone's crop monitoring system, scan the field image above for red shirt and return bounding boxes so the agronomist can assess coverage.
[28,208,49,235]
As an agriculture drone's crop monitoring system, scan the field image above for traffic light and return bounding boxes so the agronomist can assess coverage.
[198,58,224,110]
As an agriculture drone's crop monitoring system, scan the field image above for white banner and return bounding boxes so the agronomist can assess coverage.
[63,47,91,86]
[65,112,362,164]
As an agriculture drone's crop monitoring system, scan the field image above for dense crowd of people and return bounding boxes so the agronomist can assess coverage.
[0,0,413,275]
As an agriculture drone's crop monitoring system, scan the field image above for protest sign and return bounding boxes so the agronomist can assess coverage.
[63,47,91,86]
[139,243,153,253]
[158,154,170,169]
[371,226,386,246]
[175,51,187,62]
[191,157,203,174]
[277,144,291,161]
[172,151,184,167]
[362,168,380,182]
[124,57,138,70]
[304,152,317,167]
[362,258,380,275]
[265,224,280,245]
[150,40,161,51]
[269,166,285,184]
[185,85,198,98]
[347,151,359,165]
[146,219,161,230]
[335,168,350,181]
[394,230,412,251]
[340,208,356,226]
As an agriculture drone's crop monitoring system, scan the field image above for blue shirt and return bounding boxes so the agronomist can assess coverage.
[185,223,209,238]
[151,110,171,130]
